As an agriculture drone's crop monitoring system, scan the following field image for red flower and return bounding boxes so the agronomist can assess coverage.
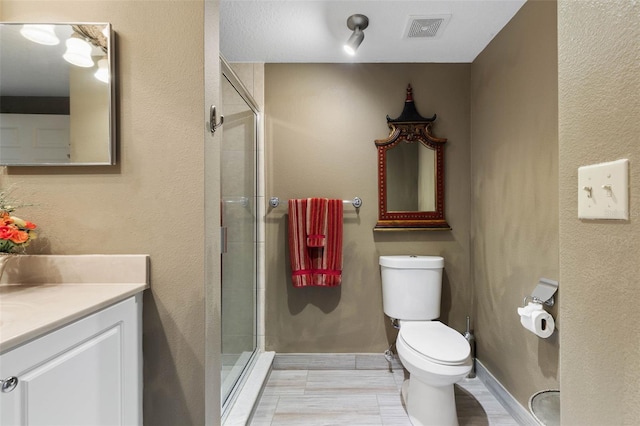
[0,226,14,240]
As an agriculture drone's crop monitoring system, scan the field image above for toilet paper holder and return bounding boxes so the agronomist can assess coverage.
[523,278,558,307]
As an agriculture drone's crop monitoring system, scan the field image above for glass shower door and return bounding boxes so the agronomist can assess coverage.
[220,64,258,409]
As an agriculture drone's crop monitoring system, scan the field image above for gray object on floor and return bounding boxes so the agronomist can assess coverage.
[529,389,560,426]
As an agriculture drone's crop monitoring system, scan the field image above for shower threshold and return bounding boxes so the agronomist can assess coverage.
[222,351,275,425]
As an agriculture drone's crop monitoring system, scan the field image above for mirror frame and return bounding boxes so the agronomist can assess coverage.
[0,22,116,166]
[374,85,450,231]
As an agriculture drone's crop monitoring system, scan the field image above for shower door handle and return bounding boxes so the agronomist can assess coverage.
[210,105,224,134]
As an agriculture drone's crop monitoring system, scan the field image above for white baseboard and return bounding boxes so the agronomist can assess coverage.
[476,360,540,426]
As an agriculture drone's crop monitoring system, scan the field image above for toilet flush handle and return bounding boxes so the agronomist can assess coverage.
[390,318,400,329]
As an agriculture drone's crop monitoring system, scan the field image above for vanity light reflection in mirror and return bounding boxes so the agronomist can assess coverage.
[0,23,115,166]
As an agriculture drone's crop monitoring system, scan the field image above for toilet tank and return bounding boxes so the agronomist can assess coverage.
[379,255,444,320]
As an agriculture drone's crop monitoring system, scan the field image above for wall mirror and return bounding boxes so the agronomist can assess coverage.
[0,23,115,166]
[374,85,450,230]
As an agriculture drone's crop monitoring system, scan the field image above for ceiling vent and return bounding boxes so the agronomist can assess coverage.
[404,15,452,39]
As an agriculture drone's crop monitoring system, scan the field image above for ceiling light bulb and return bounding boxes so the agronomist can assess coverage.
[20,24,60,45]
[94,58,109,83]
[343,29,364,56]
[63,37,94,68]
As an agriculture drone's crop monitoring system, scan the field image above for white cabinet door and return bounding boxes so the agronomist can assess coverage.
[0,295,142,426]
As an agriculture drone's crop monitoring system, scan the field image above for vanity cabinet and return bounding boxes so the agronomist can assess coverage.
[0,295,142,426]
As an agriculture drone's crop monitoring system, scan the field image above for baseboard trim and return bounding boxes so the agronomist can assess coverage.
[273,352,404,371]
[476,360,540,426]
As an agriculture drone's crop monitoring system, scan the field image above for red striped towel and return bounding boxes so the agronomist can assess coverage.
[306,198,327,247]
[288,198,343,287]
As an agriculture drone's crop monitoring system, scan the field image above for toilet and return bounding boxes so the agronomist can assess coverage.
[380,255,471,426]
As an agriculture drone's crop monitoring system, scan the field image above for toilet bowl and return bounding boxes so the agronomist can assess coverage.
[396,321,471,426]
[397,321,471,386]
[379,256,471,426]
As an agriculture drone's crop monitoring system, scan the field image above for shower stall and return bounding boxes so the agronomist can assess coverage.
[219,59,261,414]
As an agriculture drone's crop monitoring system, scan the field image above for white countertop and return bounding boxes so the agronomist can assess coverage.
[0,255,149,353]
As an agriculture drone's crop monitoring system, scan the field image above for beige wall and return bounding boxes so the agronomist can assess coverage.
[69,63,110,163]
[1,2,216,425]
[558,0,640,424]
[264,63,471,352]
[470,0,559,407]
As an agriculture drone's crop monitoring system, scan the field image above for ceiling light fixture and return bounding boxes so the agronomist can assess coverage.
[94,58,109,83]
[62,35,95,68]
[343,14,369,56]
[19,24,60,46]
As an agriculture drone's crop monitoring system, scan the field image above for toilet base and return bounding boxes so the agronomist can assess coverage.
[402,376,459,426]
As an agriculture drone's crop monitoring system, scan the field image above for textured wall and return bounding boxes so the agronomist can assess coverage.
[1,2,212,425]
[264,63,471,352]
[470,0,559,407]
[558,0,640,424]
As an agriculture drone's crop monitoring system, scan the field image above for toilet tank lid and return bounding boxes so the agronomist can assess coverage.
[379,255,444,269]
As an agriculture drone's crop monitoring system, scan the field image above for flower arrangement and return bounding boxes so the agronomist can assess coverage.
[0,186,37,253]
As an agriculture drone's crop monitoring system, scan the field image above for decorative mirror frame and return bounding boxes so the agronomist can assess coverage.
[374,85,450,231]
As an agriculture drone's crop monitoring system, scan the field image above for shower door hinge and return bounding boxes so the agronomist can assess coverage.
[220,226,228,254]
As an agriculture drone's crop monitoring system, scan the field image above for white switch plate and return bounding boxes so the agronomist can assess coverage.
[578,159,629,220]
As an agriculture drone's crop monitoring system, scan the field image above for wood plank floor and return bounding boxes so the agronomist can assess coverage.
[249,369,519,425]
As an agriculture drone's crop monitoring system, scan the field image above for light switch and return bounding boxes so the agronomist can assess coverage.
[578,159,629,220]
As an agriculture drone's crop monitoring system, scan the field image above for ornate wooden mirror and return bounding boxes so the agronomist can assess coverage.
[374,85,450,230]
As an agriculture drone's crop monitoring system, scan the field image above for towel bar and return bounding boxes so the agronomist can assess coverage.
[269,197,362,209]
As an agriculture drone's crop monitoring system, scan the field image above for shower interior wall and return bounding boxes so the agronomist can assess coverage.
[225,62,266,352]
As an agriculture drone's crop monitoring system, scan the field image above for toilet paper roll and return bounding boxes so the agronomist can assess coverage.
[517,303,555,338]
[520,310,554,338]
[530,310,554,338]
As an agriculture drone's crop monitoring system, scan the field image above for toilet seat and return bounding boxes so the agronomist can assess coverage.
[399,321,470,366]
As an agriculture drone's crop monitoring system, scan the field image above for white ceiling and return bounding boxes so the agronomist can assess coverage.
[220,0,527,63]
